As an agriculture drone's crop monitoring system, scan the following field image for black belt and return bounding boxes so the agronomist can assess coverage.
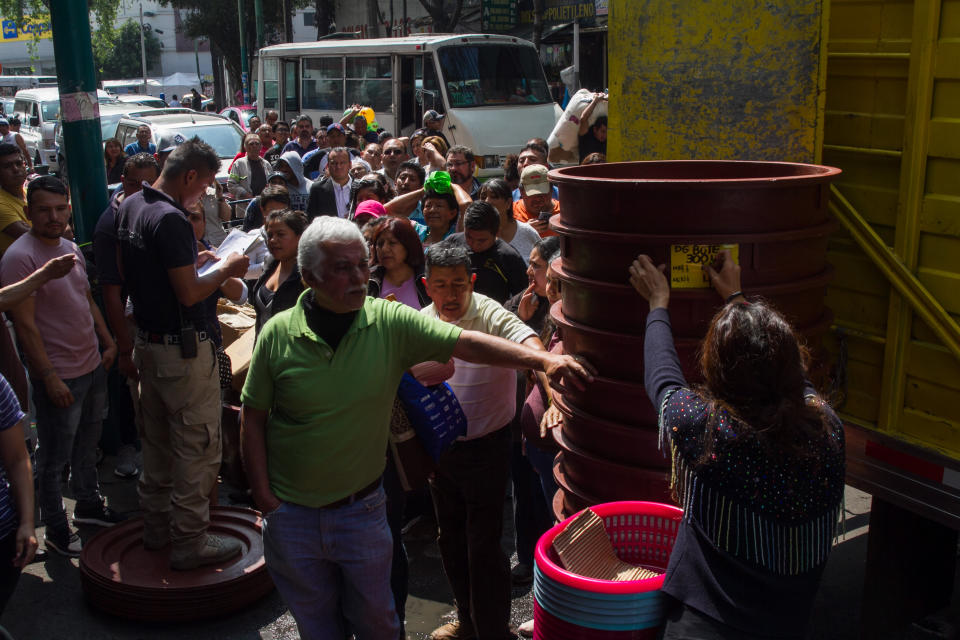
[320,478,381,510]
[137,329,209,345]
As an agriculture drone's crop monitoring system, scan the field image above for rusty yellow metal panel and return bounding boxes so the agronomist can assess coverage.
[825,0,960,461]
[607,0,826,162]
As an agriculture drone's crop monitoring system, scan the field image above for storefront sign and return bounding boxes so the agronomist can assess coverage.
[482,0,518,32]
[518,0,596,25]
[1,18,52,41]
[595,0,608,16]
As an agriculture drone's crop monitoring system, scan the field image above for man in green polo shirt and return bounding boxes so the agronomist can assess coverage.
[240,216,593,640]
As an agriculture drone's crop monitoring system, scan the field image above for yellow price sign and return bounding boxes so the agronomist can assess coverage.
[670,243,739,289]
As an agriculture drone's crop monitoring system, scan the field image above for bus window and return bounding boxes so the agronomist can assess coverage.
[345,56,392,114]
[284,60,299,114]
[302,57,343,111]
[437,45,552,108]
[262,59,279,110]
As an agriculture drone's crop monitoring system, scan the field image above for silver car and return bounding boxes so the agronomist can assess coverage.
[112,111,245,182]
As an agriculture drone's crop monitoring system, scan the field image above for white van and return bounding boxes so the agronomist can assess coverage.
[11,87,113,173]
[257,34,562,176]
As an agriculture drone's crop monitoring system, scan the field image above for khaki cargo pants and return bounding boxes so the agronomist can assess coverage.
[134,337,221,553]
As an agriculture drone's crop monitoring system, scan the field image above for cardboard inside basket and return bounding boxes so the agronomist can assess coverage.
[551,508,662,581]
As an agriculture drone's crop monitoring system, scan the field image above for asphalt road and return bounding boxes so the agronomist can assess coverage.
[0,454,919,640]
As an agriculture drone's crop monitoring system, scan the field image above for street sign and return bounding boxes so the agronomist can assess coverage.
[482,0,518,32]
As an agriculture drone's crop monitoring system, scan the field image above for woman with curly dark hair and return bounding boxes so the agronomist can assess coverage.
[629,250,845,640]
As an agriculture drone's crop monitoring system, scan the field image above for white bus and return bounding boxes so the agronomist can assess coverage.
[0,75,57,97]
[257,34,563,176]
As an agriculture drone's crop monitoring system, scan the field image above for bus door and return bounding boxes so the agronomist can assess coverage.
[281,59,299,120]
[397,55,422,136]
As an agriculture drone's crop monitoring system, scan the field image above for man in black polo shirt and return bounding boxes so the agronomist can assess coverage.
[115,137,249,571]
[446,201,527,304]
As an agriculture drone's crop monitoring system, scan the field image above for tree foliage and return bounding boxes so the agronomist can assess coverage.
[95,19,162,80]
[160,0,310,93]
[0,0,124,71]
[417,0,463,32]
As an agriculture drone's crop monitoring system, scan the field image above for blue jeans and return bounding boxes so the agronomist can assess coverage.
[511,440,552,567]
[33,365,106,532]
[262,485,400,640]
[524,440,559,509]
[382,453,408,634]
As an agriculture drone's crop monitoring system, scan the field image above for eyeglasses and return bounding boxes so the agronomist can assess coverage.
[446,159,469,168]
[383,149,404,156]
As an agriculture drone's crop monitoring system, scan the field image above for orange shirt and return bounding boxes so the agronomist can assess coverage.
[512,198,559,237]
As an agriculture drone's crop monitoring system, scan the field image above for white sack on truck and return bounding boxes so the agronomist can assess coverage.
[547,88,608,164]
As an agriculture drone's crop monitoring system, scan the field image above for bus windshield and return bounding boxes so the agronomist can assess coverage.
[437,45,552,108]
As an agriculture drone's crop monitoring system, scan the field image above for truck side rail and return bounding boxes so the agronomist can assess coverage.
[829,184,960,364]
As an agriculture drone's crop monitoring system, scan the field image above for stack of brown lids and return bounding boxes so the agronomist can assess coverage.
[80,506,274,621]
[552,508,662,582]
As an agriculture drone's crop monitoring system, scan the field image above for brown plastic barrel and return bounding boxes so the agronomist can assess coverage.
[547,160,841,518]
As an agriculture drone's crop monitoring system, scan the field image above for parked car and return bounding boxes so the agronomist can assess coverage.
[112,94,169,109]
[219,105,258,131]
[112,111,245,182]
[55,106,189,187]
[12,87,113,173]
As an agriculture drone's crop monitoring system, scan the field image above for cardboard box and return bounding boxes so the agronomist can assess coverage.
[225,326,256,393]
[218,312,255,348]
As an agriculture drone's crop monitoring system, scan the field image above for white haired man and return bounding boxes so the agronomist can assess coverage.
[240,217,595,639]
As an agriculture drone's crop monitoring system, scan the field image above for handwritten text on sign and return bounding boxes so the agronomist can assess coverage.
[670,244,739,289]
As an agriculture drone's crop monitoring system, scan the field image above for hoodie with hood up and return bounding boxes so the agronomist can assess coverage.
[277,150,312,211]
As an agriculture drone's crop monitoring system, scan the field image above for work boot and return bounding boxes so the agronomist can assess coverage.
[429,620,476,640]
[113,445,140,479]
[170,534,242,571]
[142,526,170,551]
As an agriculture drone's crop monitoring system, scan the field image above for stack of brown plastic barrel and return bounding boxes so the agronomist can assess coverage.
[546,160,841,519]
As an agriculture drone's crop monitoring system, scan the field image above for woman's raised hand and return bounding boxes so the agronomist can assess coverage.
[629,254,669,310]
[703,249,742,301]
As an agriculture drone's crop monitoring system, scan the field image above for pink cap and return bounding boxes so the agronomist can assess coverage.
[354,200,386,220]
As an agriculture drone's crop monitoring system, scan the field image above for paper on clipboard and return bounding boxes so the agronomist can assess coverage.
[198,228,264,277]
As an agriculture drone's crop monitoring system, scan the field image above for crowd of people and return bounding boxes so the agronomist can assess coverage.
[0,90,847,640]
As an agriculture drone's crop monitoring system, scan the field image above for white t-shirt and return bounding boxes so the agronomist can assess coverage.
[421,292,535,440]
[507,221,542,265]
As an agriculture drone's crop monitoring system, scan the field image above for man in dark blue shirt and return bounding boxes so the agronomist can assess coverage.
[281,114,318,157]
[115,137,248,571]
[123,125,157,156]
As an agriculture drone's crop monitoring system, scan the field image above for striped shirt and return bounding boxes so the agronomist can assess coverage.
[0,373,25,540]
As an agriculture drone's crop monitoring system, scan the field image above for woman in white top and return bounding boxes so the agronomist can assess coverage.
[480,178,541,265]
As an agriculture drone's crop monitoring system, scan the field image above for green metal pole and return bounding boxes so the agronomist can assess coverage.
[254,0,264,49]
[195,39,202,89]
[238,0,249,104]
[49,0,108,245]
